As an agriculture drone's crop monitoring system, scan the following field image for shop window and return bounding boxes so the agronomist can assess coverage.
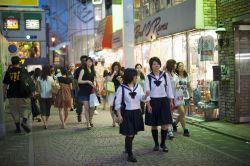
[173,34,187,67]
[8,41,41,58]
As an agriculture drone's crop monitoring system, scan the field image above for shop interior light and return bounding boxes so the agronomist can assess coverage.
[51,37,56,42]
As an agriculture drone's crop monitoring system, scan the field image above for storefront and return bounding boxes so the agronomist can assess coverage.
[134,0,219,121]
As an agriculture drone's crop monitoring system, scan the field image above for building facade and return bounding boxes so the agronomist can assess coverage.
[217,0,250,123]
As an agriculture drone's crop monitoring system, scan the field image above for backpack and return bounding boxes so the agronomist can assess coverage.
[20,68,35,97]
[147,72,167,92]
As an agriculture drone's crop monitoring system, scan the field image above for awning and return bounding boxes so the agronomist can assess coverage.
[2,12,20,19]
[95,16,113,51]
[24,13,42,20]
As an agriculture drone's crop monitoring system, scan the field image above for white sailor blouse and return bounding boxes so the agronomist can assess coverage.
[145,71,174,99]
[115,84,147,111]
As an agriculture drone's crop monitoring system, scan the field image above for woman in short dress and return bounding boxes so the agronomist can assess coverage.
[145,57,174,152]
[107,62,123,127]
[55,67,72,129]
[115,68,149,163]
[174,62,191,137]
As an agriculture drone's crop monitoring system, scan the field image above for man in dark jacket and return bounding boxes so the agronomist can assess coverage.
[3,56,34,133]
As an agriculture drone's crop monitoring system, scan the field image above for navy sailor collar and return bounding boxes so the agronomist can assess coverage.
[121,84,139,99]
[148,71,165,80]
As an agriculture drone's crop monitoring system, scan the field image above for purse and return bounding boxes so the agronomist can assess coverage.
[89,92,100,108]
[52,80,60,95]
[106,81,115,93]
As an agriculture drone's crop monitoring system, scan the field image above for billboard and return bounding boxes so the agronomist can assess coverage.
[0,0,38,6]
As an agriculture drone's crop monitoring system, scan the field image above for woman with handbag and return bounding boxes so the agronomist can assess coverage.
[107,62,123,127]
[54,67,73,129]
[174,62,192,137]
[78,57,97,130]
[115,68,149,163]
[38,66,54,129]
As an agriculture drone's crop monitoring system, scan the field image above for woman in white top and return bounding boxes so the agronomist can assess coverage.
[115,68,149,163]
[175,62,192,137]
[38,66,54,129]
[145,57,174,153]
[165,59,177,139]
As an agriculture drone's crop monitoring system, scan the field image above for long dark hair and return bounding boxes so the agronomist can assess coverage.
[83,57,96,77]
[60,67,68,77]
[34,68,41,80]
[166,59,176,73]
[111,61,121,74]
[123,68,138,85]
[176,62,188,78]
[41,66,51,81]
[135,63,145,80]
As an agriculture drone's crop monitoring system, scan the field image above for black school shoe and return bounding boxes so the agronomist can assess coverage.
[77,115,82,122]
[153,145,159,151]
[127,156,137,162]
[21,123,31,133]
[183,129,190,137]
[160,144,169,153]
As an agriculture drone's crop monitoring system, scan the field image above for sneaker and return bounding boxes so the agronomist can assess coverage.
[127,156,137,162]
[21,123,31,133]
[167,130,174,140]
[153,145,159,151]
[77,115,82,122]
[183,129,190,137]
[160,144,169,153]
[94,110,99,115]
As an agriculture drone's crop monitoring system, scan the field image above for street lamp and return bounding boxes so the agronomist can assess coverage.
[51,37,56,64]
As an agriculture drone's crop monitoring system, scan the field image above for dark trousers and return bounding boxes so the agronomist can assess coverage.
[75,94,83,115]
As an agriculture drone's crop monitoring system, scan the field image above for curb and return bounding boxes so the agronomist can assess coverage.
[187,120,250,143]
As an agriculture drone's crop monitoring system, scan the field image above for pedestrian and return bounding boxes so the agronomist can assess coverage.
[101,69,109,110]
[107,62,123,127]
[32,68,42,122]
[3,56,35,133]
[38,66,54,129]
[74,55,88,122]
[165,59,177,139]
[115,68,149,162]
[174,62,192,137]
[135,64,146,115]
[78,57,97,129]
[55,67,73,129]
[145,57,174,152]
[68,64,77,111]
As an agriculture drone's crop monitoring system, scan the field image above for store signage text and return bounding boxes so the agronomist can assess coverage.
[135,17,168,39]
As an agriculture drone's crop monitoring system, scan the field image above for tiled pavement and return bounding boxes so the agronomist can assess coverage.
[1,107,250,166]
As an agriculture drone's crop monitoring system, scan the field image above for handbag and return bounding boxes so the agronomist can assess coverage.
[89,92,100,108]
[106,81,115,93]
[31,98,40,118]
[52,80,60,95]
[174,89,185,107]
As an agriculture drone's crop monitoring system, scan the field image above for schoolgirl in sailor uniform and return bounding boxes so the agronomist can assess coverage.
[145,57,174,152]
[115,68,149,163]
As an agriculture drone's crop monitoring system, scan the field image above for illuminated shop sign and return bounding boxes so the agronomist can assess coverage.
[25,19,40,30]
[4,18,19,30]
[8,41,41,59]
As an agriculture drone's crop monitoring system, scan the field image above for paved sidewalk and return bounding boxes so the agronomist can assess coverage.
[187,117,250,142]
[1,106,250,166]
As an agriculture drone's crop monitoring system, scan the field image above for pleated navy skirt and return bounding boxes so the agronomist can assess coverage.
[120,109,144,136]
[145,97,173,126]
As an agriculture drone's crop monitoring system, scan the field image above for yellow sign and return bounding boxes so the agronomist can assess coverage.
[0,0,38,6]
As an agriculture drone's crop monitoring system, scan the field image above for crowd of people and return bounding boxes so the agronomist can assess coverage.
[3,55,193,163]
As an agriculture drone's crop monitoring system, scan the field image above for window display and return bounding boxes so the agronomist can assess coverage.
[8,41,40,58]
